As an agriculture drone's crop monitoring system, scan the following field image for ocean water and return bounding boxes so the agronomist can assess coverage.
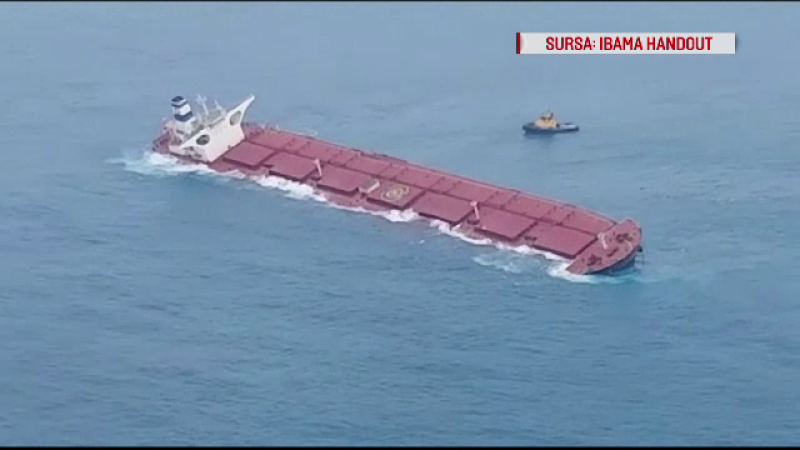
[1,1,799,445]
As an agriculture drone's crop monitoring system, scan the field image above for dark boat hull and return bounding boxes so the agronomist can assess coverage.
[523,122,580,135]
[594,244,641,275]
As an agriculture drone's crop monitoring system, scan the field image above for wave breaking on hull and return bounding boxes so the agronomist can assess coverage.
[110,149,611,284]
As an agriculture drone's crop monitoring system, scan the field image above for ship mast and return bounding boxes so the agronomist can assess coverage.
[196,95,210,123]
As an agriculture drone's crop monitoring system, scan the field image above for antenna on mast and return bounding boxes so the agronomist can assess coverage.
[196,94,210,119]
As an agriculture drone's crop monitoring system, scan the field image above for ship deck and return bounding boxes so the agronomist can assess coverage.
[153,124,642,275]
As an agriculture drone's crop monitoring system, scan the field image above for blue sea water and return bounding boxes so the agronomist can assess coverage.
[2,1,800,445]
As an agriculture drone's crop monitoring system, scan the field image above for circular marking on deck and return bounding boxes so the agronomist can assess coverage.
[383,185,410,201]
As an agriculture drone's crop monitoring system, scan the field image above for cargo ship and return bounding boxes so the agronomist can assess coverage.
[151,95,643,276]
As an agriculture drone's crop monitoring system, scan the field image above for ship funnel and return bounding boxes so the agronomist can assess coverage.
[171,96,187,108]
[169,94,199,136]
[171,95,195,123]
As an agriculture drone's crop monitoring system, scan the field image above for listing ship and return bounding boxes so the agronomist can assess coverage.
[151,95,643,275]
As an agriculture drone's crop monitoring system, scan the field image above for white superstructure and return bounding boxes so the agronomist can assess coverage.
[163,94,255,162]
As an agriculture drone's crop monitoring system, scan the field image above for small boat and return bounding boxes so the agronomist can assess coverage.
[522,110,579,135]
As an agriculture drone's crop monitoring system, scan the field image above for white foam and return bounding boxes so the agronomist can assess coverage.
[251,175,422,224]
[111,149,613,284]
[471,252,603,284]
[251,176,419,222]
[111,150,421,228]
[546,261,601,284]
[253,175,327,202]
[472,253,526,274]
[427,219,603,283]
[109,150,234,179]
[429,220,493,246]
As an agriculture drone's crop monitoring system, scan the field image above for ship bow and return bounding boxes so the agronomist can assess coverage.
[565,219,643,275]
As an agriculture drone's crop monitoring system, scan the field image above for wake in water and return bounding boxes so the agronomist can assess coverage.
[108,149,622,284]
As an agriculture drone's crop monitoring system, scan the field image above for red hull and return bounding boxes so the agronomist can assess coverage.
[152,124,643,276]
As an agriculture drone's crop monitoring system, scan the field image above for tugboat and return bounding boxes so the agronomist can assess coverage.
[522,110,579,135]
